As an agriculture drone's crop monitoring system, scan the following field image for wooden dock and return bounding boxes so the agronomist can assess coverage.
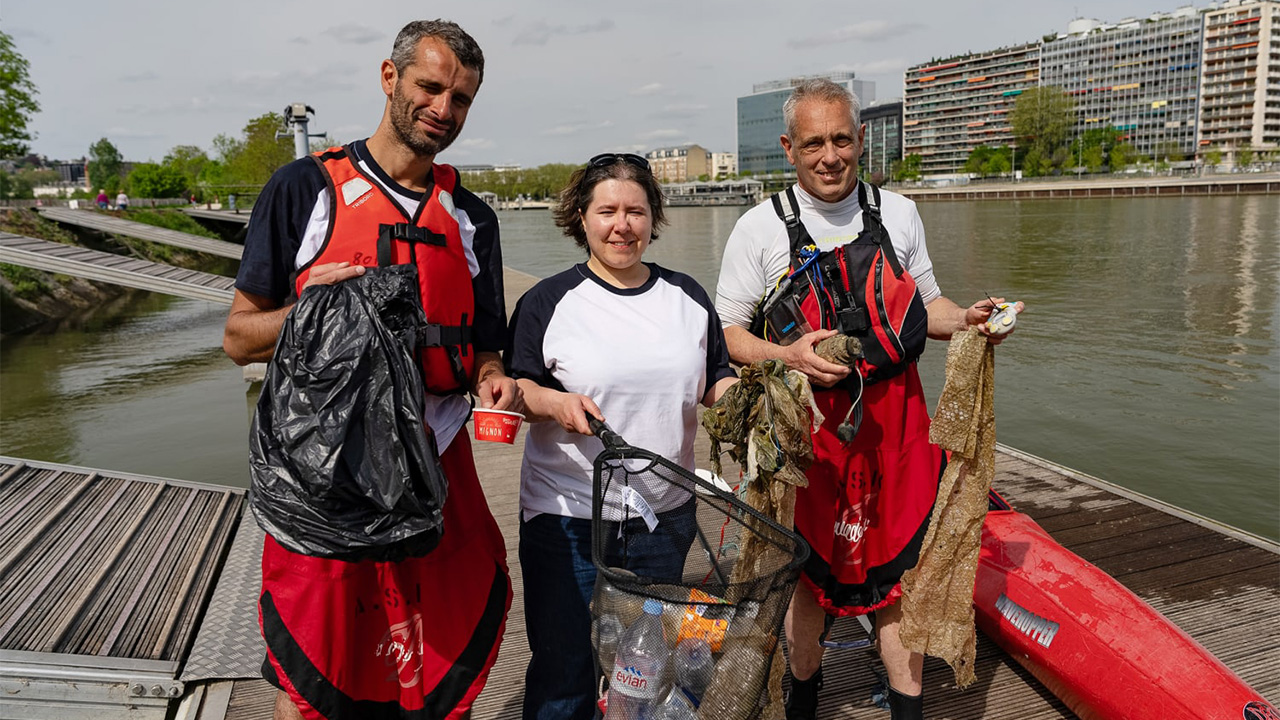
[37,208,244,260]
[0,232,235,305]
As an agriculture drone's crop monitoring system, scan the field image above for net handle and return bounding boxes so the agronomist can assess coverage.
[588,416,625,450]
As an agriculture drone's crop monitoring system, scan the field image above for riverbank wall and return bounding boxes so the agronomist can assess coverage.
[897,173,1280,201]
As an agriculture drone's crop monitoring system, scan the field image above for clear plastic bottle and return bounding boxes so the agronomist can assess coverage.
[593,613,625,674]
[594,576,645,627]
[652,685,698,720]
[604,598,671,720]
[672,637,714,703]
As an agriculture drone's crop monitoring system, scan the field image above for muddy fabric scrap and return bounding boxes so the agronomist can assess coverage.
[701,358,823,717]
[899,328,997,689]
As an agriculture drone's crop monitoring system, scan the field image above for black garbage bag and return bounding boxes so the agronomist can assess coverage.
[249,264,448,562]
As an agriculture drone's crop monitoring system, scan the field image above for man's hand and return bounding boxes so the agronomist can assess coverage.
[476,373,523,412]
[782,328,853,388]
[301,261,365,291]
[968,297,1025,346]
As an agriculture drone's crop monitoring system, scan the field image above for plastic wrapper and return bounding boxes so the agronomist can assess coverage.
[249,264,448,561]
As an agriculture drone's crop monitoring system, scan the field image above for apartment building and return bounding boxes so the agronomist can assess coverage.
[860,100,903,180]
[1197,0,1280,162]
[903,43,1041,176]
[710,152,738,180]
[1040,7,1204,160]
[645,144,710,183]
[737,72,876,175]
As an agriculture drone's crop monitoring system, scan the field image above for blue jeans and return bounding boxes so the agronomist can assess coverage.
[519,500,696,720]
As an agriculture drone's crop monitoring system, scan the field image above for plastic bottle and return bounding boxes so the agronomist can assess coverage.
[696,639,768,719]
[593,613,625,674]
[672,637,714,703]
[604,598,671,720]
[594,576,645,627]
[652,685,698,720]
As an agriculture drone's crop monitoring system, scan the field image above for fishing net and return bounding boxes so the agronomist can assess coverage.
[589,420,808,720]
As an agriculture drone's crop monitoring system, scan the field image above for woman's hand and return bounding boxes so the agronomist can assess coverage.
[547,392,604,435]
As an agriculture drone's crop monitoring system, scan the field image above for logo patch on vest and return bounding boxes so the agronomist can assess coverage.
[438,190,457,219]
[341,178,374,207]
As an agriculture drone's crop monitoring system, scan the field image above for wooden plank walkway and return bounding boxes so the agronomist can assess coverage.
[0,232,236,305]
[38,207,245,260]
[182,208,251,225]
[0,458,244,719]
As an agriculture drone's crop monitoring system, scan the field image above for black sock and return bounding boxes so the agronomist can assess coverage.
[785,667,824,720]
[887,686,923,720]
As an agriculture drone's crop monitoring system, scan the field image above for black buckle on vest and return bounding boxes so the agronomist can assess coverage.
[418,322,472,350]
[377,223,448,266]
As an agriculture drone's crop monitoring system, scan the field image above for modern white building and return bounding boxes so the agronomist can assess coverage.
[1040,7,1205,160]
[1196,0,1280,164]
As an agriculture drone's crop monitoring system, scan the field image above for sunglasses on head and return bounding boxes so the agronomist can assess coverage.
[587,153,650,172]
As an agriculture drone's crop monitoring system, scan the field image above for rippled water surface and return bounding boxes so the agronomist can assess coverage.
[2,196,1276,539]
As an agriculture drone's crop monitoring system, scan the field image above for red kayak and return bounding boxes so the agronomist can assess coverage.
[974,500,1276,720]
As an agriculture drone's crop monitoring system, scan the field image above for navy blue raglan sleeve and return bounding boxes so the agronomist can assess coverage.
[503,269,583,392]
[662,267,736,386]
[454,184,506,354]
[234,157,327,304]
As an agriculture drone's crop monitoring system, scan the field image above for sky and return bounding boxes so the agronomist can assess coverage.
[6,0,1198,168]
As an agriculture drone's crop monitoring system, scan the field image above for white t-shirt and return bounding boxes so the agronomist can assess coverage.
[716,182,940,331]
[506,263,735,521]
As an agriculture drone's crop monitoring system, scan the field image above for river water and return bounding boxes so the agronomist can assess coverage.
[2,196,1276,540]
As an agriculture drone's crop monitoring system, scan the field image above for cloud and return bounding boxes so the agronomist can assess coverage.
[121,72,160,83]
[541,120,613,137]
[639,128,683,141]
[830,59,908,76]
[630,83,664,97]
[118,96,220,115]
[320,24,384,45]
[660,103,709,118]
[788,21,923,48]
[513,19,614,46]
[290,36,310,45]
[103,127,165,141]
[457,138,496,150]
[9,27,52,45]
[491,16,514,27]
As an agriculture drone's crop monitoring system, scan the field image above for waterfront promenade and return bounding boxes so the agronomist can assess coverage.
[896,171,1280,201]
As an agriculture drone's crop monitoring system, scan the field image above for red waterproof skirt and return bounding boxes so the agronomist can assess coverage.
[259,434,511,720]
[795,367,943,615]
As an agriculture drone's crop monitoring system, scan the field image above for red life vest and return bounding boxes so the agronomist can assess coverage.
[751,182,928,386]
[296,146,475,394]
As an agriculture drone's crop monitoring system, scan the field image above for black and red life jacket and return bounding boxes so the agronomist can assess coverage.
[297,146,475,395]
[751,182,928,387]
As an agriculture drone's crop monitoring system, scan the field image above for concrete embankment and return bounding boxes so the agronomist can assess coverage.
[898,172,1280,201]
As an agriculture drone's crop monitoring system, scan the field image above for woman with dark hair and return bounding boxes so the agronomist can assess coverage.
[505,153,737,720]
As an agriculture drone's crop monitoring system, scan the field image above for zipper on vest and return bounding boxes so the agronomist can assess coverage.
[874,252,905,362]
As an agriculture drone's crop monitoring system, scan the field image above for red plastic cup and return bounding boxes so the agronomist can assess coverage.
[472,408,525,444]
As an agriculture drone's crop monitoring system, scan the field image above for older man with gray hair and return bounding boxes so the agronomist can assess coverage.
[715,78,1021,720]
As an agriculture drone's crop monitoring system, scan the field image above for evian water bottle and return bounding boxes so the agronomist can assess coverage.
[605,598,671,719]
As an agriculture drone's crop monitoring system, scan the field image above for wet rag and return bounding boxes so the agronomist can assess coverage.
[898,327,997,689]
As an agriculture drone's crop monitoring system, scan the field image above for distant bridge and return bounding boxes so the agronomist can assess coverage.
[37,208,244,260]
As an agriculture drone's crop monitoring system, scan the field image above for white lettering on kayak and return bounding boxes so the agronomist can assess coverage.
[995,593,1060,648]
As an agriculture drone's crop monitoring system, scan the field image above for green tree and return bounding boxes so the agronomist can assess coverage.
[1082,145,1106,172]
[1010,86,1075,165]
[964,145,1013,177]
[162,145,210,187]
[221,113,295,185]
[1109,143,1136,172]
[128,163,188,198]
[1204,148,1222,168]
[1020,148,1052,177]
[1237,145,1254,168]
[0,31,41,158]
[892,154,923,182]
[88,137,124,194]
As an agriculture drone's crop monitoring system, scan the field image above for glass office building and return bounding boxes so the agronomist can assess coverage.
[861,101,903,181]
[737,72,876,176]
